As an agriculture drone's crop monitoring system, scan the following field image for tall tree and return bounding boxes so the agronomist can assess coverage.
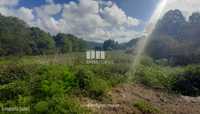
[30,27,55,54]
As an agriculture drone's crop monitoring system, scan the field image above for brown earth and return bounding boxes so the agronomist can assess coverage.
[81,84,200,114]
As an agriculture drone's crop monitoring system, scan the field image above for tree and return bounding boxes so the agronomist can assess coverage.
[147,9,200,65]
[54,33,87,53]
[103,39,120,50]
[30,27,55,54]
[0,15,33,56]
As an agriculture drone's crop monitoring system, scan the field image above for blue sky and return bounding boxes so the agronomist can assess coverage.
[16,0,159,37]
[115,0,158,21]
[18,0,78,8]
[18,0,158,21]
[0,0,198,42]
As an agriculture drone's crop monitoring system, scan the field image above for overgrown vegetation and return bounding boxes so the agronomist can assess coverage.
[172,65,200,96]
[1,9,200,114]
[0,64,90,114]
[133,100,160,114]
[133,56,200,97]
[0,52,130,113]
[1,52,200,113]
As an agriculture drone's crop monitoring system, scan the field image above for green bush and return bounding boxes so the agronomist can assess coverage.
[34,101,49,112]
[133,100,160,114]
[172,65,200,96]
[155,58,169,66]
[0,61,126,113]
[90,64,128,86]
[135,65,166,88]
[134,64,181,89]
[0,64,90,114]
[0,80,29,101]
[74,67,93,91]
[0,64,34,84]
[61,96,90,114]
[140,56,154,66]
[74,66,111,99]
[88,78,110,99]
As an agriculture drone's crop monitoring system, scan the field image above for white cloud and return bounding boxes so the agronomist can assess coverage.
[1,0,200,42]
[0,7,13,16]
[0,0,141,42]
[0,0,19,6]
[57,0,141,42]
[101,4,139,27]
[128,17,140,27]
[35,3,62,16]
[163,0,200,19]
[17,7,34,24]
[32,3,62,34]
[0,0,19,16]
[46,0,54,4]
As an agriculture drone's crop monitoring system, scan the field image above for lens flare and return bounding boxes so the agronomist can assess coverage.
[146,0,167,33]
[127,0,168,81]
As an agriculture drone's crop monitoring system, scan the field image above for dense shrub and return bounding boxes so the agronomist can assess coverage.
[172,65,200,96]
[28,65,91,113]
[140,56,154,66]
[74,67,110,99]
[134,64,181,89]
[91,64,128,86]
[0,64,34,84]
[88,78,110,99]
[0,64,90,114]
[133,100,160,114]
[0,80,29,101]
[34,101,49,112]
[0,54,134,113]
[74,67,93,91]
[134,63,200,97]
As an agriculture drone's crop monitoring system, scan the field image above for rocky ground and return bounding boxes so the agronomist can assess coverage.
[81,84,200,114]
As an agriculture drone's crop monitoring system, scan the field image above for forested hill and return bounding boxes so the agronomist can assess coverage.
[0,13,145,56]
[147,9,200,65]
[3,9,200,60]
[0,14,88,56]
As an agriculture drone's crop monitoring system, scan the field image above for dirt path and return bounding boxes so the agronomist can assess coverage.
[81,84,200,114]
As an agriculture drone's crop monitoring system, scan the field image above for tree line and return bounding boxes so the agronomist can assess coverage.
[0,14,87,56]
[146,9,200,65]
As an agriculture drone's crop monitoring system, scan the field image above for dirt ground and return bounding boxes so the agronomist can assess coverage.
[81,84,200,114]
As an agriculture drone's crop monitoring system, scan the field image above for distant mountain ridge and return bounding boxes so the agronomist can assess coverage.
[154,9,200,41]
[147,9,200,65]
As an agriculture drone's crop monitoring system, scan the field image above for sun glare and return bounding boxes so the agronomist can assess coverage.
[146,0,168,33]
[128,0,168,81]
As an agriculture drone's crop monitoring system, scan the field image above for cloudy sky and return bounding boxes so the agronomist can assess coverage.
[0,0,199,42]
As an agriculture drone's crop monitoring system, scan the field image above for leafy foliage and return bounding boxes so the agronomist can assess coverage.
[74,66,111,99]
[0,15,33,56]
[133,100,160,114]
[172,65,200,96]
[30,27,55,54]
[54,33,87,53]
[0,64,90,113]
[0,57,130,113]
[0,14,88,56]
[147,10,200,65]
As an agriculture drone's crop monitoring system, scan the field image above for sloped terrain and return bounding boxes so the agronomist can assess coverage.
[82,84,200,114]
